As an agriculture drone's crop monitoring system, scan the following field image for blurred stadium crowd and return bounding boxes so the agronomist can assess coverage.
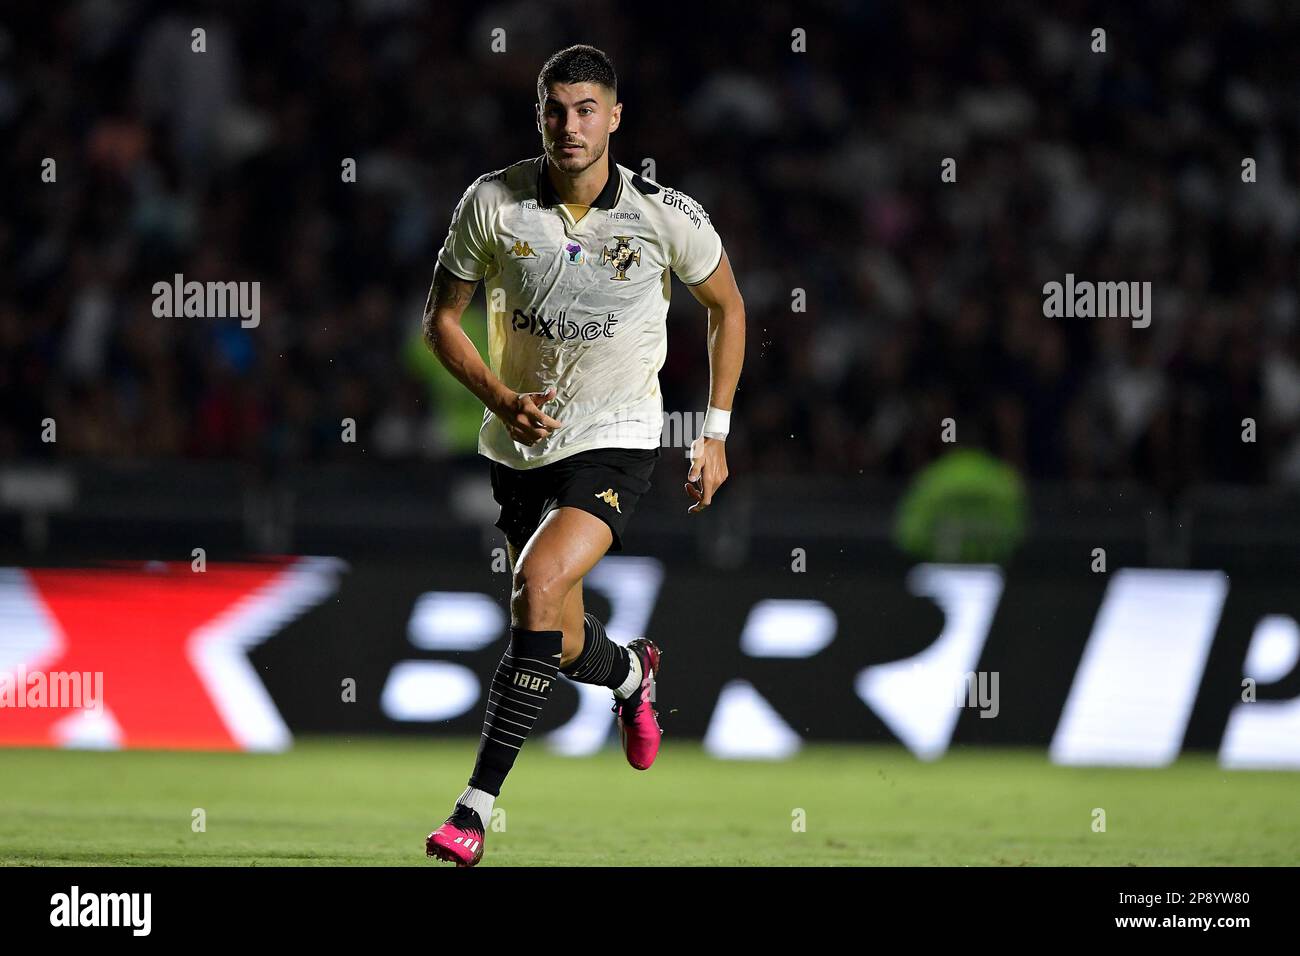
[4,0,1300,494]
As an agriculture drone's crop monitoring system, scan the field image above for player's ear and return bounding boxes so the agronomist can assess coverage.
[608,101,622,134]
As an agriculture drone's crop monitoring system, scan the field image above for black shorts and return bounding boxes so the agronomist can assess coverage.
[489,447,660,554]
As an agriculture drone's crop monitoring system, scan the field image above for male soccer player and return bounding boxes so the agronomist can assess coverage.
[421,45,745,866]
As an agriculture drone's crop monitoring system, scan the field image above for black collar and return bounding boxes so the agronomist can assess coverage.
[536,148,621,209]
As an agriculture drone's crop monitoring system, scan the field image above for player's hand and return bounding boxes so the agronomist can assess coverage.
[499,387,564,446]
[685,436,728,514]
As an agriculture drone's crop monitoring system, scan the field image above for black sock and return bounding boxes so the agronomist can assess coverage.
[559,613,631,689]
[469,626,562,796]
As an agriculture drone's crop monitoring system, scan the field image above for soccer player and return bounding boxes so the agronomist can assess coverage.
[421,44,745,866]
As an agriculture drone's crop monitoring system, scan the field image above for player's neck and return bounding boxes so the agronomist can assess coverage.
[546,150,610,207]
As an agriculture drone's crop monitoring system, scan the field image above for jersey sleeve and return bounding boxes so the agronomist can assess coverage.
[436,177,497,282]
[665,190,724,286]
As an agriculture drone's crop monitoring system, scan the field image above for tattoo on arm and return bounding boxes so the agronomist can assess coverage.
[422,264,478,351]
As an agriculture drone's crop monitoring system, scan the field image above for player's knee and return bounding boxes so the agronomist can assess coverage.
[510,561,568,623]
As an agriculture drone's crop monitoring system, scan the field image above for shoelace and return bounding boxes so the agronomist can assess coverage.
[613,684,652,717]
[449,807,485,835]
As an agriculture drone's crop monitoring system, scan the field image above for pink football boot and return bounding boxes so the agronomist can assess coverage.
[614,638,662,770]
[426,804,486,867]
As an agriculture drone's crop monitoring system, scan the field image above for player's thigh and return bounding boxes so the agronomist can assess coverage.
[512,506,612,610]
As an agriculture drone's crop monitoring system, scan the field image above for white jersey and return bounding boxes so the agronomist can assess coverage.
[436,150,723,469]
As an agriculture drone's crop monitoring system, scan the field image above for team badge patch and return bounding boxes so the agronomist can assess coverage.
[601,237,642,281]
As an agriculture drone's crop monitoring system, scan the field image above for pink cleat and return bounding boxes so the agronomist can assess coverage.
[426,805,486,867]
[614,638,662,770]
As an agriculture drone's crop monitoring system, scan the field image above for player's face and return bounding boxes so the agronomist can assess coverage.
[537,82,621,174]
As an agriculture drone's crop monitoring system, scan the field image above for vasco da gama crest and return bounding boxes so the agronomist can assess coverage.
[600,236,642,280]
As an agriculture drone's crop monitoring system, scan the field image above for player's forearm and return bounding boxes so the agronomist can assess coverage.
[426,316,513,415]
[422,269,513,415]
[705,304,745,411]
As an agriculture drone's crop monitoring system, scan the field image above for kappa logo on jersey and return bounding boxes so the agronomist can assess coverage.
[510,307,620,341]
[510,239,538,258]
[595,488,622,513]
[601,237,642,281]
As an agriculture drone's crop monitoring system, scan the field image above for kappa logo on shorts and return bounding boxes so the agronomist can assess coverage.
[595,488,622,513]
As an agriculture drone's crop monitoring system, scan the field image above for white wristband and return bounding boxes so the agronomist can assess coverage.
[702,405,731,440]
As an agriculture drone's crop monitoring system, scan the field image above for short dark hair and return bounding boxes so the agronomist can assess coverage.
[537,45,618,103]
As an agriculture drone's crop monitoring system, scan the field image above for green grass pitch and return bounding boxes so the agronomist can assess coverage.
[1,738,1295,866]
